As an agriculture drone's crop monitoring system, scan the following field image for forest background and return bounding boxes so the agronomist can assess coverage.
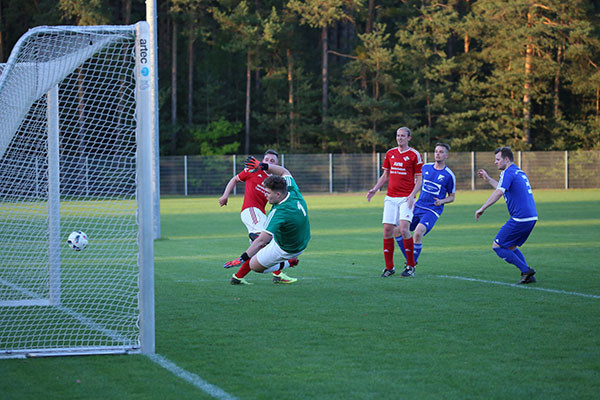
[1,0,600,155]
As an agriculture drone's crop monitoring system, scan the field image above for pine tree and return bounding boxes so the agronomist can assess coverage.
[332,23,399,153]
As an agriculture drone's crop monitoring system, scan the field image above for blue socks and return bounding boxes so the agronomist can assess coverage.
[395,236,406,259]
[493,247,529,273]
[414,243,422,263]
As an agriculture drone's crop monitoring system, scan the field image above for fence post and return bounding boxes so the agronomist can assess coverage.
[565,150,569,189]
[233,155,237,196]
[184,155,188,196]
[518,151,522,168]
[329,153,333,193]
[281,153,285,168]
[424,152,428,164]
[471,151,475,191]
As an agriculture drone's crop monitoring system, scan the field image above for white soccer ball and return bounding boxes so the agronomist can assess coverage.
[67,231,88,251]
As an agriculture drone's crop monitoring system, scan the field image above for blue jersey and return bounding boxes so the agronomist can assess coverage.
[497,164,537,221]
[415,163,456,217]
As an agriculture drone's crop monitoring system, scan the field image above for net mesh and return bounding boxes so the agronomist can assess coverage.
[0,26,141,356]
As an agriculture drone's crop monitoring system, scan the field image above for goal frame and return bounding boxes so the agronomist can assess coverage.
[0,22,155,358]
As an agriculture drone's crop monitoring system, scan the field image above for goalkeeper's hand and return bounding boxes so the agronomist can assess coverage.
[245,156,268,172]
[224,257,244,269]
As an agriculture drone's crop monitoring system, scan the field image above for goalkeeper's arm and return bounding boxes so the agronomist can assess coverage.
[244,156,291,177]
[265,163,291,177]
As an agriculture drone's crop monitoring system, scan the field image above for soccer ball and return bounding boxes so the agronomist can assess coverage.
[67,231,88,251]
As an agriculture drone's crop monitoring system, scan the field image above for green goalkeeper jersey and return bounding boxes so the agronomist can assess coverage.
[264,176,311,253]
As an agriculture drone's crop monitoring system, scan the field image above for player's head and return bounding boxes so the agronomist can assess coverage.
[396,127,412,147]
[263,149,279,165]
[263,175,287,205]
[434,142,450,163]
[494,146,514,170]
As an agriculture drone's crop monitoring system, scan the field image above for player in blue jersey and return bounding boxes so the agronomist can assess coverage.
[395,143,456,275]
[476,147,538,284]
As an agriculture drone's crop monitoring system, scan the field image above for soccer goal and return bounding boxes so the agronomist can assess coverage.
[0,22,155,358]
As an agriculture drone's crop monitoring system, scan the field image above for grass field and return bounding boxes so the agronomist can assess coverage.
[1,189,599,399]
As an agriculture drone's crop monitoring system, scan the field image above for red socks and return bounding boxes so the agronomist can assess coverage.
[403,237,415,267]
[235,259,251,279]
[383,238,395,269]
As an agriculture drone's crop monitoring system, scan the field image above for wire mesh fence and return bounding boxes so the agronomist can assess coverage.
[159,151,600,196]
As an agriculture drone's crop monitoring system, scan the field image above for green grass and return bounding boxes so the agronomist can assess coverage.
[2,189,600,399]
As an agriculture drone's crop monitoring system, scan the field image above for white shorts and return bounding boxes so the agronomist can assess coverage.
[256,238,304,269]
[382,196,414,225]
[241,207,267,233]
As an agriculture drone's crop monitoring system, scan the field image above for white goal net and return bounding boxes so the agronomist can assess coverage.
[0,23,155,358]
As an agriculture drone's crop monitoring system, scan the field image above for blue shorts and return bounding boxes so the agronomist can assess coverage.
[494,219,536,248]
[409,207,439,236]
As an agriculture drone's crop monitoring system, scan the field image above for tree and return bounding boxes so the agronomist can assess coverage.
[59,0,112,25]
[212,0,264,154]
[467,0,600,149]
[288,0,363,129]
[170,0,212,126]
[180,117,241,155]
[333,23,399,153]
[393,1,460,150]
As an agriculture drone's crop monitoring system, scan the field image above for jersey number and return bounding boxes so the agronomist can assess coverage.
[522,175,533,194]
[297,202,307,216]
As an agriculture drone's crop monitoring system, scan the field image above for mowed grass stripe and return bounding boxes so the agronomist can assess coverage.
[155,240,599,261]
[156,218,600,241]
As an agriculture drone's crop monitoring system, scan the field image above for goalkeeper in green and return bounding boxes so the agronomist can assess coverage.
[224,157,311,285]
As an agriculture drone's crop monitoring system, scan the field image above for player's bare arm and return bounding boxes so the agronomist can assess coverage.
[224,230,273,269]
[434,192,455,206]
[475,189,503,220]
[245,231,272,258]
[407,174,422,208]
[477,169,498,189]
[264,163,291,177]
[244,156,291,177]
[367,169,390,202]
[219,175,241,206]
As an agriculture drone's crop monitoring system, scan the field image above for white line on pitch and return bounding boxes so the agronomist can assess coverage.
[176,274,600,299]
[436,274,600,299]
[148,353,238,400]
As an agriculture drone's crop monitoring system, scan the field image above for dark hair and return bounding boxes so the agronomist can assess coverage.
[263,175,287,193]
[264,149,279,158]
[494,146,514,162]
[435,142,450,152]
[396,127,412,136]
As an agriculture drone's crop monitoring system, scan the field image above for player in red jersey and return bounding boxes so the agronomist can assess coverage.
[367,127,423,278]
[219,150,298,284]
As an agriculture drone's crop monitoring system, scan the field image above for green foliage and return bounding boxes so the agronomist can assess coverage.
[58,0,112,25]
[287,0,364,29]
[331,23,401,152]
[180,117,242,155]
[3,0,600,153]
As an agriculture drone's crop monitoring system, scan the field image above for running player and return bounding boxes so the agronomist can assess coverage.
[395,143,456,269]
[476,146,538,284]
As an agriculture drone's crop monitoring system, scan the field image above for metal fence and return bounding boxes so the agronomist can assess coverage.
[159,151,600,196]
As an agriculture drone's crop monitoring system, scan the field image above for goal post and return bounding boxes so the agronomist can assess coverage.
[0,22,155,358]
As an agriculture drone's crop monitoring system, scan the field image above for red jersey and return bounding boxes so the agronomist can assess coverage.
[237,168,269,213]
[382,147,423,197]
